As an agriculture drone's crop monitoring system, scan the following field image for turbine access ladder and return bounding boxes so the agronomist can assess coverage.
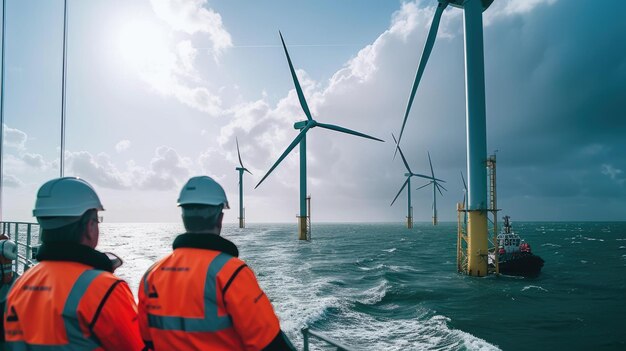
[457,153,500,275]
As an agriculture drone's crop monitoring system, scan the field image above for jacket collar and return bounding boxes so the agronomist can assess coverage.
[173,233,239,257]
[36,242,114,272]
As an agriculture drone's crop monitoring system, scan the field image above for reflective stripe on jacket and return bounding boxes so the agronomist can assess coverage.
[3,243,145,351]
[138,234,281,351]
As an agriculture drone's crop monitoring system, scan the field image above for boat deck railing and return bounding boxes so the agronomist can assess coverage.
[1,221,40,275]
[302,327,355,351]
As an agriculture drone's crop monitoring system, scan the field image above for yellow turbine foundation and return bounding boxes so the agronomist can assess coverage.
[467,210,488,276]
[297,216,308,240]
[407,216,413,229]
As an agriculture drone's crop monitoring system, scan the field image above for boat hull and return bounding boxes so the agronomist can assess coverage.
[499,253,544,276]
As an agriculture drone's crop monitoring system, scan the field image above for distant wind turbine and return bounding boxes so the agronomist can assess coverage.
[235,137,252,229]
[256,31,384,240]
[395,0,495,276]
[416,152,447,225]
[460,170,468,225]
[460,171,468,210]
[390,134,441,229]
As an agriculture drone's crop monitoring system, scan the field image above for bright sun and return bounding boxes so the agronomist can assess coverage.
[116,19,170,70]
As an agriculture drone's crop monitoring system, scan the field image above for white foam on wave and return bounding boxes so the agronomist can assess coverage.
[357,263,385,271]
[522,285,548,292]
[357,280,390,305]
[583,236,604,242]
[383,248,397,253]
[388,265,422,273]
[320,308,500,351]
[542,243,561,247]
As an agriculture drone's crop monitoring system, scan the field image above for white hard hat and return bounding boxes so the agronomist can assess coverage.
[33,177,104,217]
[178,176,229,209]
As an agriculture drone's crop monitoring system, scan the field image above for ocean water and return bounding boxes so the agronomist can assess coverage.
[97,222,626,351]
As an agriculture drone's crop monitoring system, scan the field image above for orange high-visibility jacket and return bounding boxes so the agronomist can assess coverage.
[138,233,288,351]
[3,242,145,351]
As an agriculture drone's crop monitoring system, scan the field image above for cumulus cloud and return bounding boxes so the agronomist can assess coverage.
[69,151,131,190]
[176,40,198,76]
[138,146,192,190]
[485,0,558,23]
[150,0,232,56]
[115,140,131,153]
[3,174,23,188]
[602,164,625,185]
[21,153,47,169]
[3,125,27,150]
[120,1,227,116]
[64,146,194,191]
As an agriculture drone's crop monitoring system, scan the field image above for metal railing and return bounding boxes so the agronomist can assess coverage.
[1,221,40,274]
[302,327,354,351]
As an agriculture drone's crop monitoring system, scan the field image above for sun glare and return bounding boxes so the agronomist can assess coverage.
[116,19,170,70]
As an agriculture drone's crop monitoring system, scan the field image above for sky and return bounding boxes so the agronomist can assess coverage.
[1,0,625,223]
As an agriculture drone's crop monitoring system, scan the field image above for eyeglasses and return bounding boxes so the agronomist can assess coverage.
[92,216,104,224]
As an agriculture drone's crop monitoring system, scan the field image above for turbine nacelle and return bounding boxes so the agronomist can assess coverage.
[293,120,310,130]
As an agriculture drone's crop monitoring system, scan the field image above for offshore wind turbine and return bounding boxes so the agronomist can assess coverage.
[390,134,441,229]
[235,138,252,229]
[416,152,447,226]
[395,0,494,276]
[256,31,384,240]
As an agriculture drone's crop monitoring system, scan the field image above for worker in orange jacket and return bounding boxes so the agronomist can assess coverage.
[138,176,295,350]
[3,177,146,350]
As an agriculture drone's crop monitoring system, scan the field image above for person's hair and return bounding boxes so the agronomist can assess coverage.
[40,209,98,244]
[181,204,223,233]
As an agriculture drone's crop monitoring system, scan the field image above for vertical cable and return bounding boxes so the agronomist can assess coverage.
[0,0,7,221]
[60,0,68,177]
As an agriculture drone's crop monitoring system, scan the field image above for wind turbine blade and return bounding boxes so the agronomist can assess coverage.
[396,1,448,147]
[416,182,431,190]
[435,182,447,192]
[392,133,412,173]
[244,168,253,175]
[391,178,409,206]
[411,173,446,183]
[236,137,244,168]
[392,132,401,159]
[427,151,435,178]
[411,172,442,182]
[460,170,467,191]
[279,31,313,121]
[436,183,444,197]
[255,126,309,188]
[316,122,384,142]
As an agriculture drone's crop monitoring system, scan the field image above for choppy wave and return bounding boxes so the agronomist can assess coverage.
[96,222,626,350]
